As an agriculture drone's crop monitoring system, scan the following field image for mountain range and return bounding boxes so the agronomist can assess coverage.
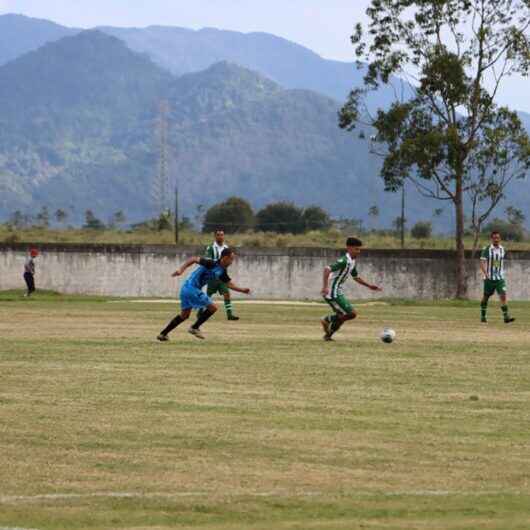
[0,14,528,228]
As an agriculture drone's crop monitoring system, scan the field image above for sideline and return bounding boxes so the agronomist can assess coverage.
[0,489,521,505]
[109,300,390,307]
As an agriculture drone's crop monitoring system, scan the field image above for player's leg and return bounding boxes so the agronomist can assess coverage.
[481,280,495,322]
[158,308,191,341]
[219,282,238,320]
[189,301,218,339]
[498,281,515,323]
[322,296,356,340]
[23,272,34,297]
[330,295,356,335]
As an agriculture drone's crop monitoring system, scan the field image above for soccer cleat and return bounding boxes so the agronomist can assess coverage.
[323,334,334,341]
[504,317,515,324]
[188,327,205,340]
[481,317,487,323]
[157,334,169,342]
[227,315,240,321]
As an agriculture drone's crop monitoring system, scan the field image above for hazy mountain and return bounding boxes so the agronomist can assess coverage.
[0,30,172,217]
[100,25,398,108]
[0,14,75,65]
[0,18,528,228]
[0,30,407,224]
[0,14,395,108]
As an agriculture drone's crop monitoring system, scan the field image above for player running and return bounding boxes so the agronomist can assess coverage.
[321,237,382,341]
[157,247,250,341]
[204,229,239,320]
[480,231,515,324]
[23,248,39,297]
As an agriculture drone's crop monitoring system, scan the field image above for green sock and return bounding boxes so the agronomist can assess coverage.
[501,305,510,320]
[224,300,233,317]
[480,303,487,320]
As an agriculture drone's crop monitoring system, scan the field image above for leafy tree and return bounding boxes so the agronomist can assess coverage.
[302,205,332,231]
[36,206,50,228]
[505,206,526,227]
[256,202,304,234]
[202,197,255,233]
[411,221,432,239]
[112,210,126,228]
[84,210,105,230]
[340,0,530,298]
[55,208,67,226]
[482,218,525,241]
[10,210,25,229]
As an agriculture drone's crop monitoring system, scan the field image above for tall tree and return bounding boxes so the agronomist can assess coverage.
[55,208,68,226]
[202,197,255,233]
[340,0,530,298]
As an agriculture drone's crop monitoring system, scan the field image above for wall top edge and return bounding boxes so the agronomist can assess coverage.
[2,242,530,260]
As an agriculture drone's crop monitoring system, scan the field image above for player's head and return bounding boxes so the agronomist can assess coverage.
[30,248,39,258]
[219,247,235,267]
[346,237,363,257]
[214,229,225,245]
[491,231,501,246]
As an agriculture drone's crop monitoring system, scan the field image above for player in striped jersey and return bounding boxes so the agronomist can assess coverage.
[321,237,382,341]
[479,231,515,323]
[203,229,239,320]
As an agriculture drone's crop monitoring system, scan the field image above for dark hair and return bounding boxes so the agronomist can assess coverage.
[490,231,501,238]
[346,237,363,247]
[221,247,235,258]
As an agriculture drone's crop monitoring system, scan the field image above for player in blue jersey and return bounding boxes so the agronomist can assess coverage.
[157,247,250,341]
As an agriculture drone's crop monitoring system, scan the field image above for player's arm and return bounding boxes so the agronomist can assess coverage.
[171,256,201,277]
[227,281,251,295]
[321,266,332,297]
[479,250,489,279]
[354,276,382,291]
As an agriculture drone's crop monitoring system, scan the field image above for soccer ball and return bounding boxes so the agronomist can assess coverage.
[380,328,396,343]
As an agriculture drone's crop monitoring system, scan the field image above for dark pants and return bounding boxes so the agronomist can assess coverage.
[24,272,35,294]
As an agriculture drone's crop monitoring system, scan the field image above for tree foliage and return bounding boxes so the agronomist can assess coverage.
[302,205,332,231]
[340,0,530,297]
[256,202,304,234]
[202,197,255,233]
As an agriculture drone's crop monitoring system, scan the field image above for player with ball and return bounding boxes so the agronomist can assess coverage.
[321,237,383,341]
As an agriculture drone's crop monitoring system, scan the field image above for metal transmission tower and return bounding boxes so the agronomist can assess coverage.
[152,100,171,216]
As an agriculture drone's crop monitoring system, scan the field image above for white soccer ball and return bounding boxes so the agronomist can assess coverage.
[380,328,396,343]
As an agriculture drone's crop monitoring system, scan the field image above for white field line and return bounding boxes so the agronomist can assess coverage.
[110,300,390,307]
[0,489,522,505]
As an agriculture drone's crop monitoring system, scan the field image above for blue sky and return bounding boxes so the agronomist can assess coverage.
[1,0,528,112]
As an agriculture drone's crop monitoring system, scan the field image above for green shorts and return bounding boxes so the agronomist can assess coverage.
[324,294,354,316]
[483,279,507,297]
[207,280,230,297]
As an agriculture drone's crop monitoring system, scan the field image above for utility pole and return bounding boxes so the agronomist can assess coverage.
[152,100,170,216]
[400,182,406,249]
[174,186,179,244]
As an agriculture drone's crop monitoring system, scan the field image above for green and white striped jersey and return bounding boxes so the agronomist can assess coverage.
[480,244,506,280]
[205,242,228,261]
[326,253,358,299]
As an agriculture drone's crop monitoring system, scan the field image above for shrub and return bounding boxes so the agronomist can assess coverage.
[256,202,304,234]
[202,197,255,233]
[482,218,525,242]
[302,206,332,231]
[411,221,432,239]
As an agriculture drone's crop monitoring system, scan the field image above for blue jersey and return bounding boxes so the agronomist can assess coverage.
[184,258,231,291]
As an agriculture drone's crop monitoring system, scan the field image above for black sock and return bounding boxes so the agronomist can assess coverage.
[192,309,215,330]
[160,315,184,336]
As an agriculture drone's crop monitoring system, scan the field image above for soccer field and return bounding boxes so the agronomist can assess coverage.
[1,293,529,530]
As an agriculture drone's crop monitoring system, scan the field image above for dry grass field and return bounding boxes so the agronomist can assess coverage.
[1,291,529,530]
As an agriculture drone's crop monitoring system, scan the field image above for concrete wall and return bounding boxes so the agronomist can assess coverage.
[2,243,530,300]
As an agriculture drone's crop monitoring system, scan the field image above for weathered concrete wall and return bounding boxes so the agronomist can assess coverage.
[2,243,530,300]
